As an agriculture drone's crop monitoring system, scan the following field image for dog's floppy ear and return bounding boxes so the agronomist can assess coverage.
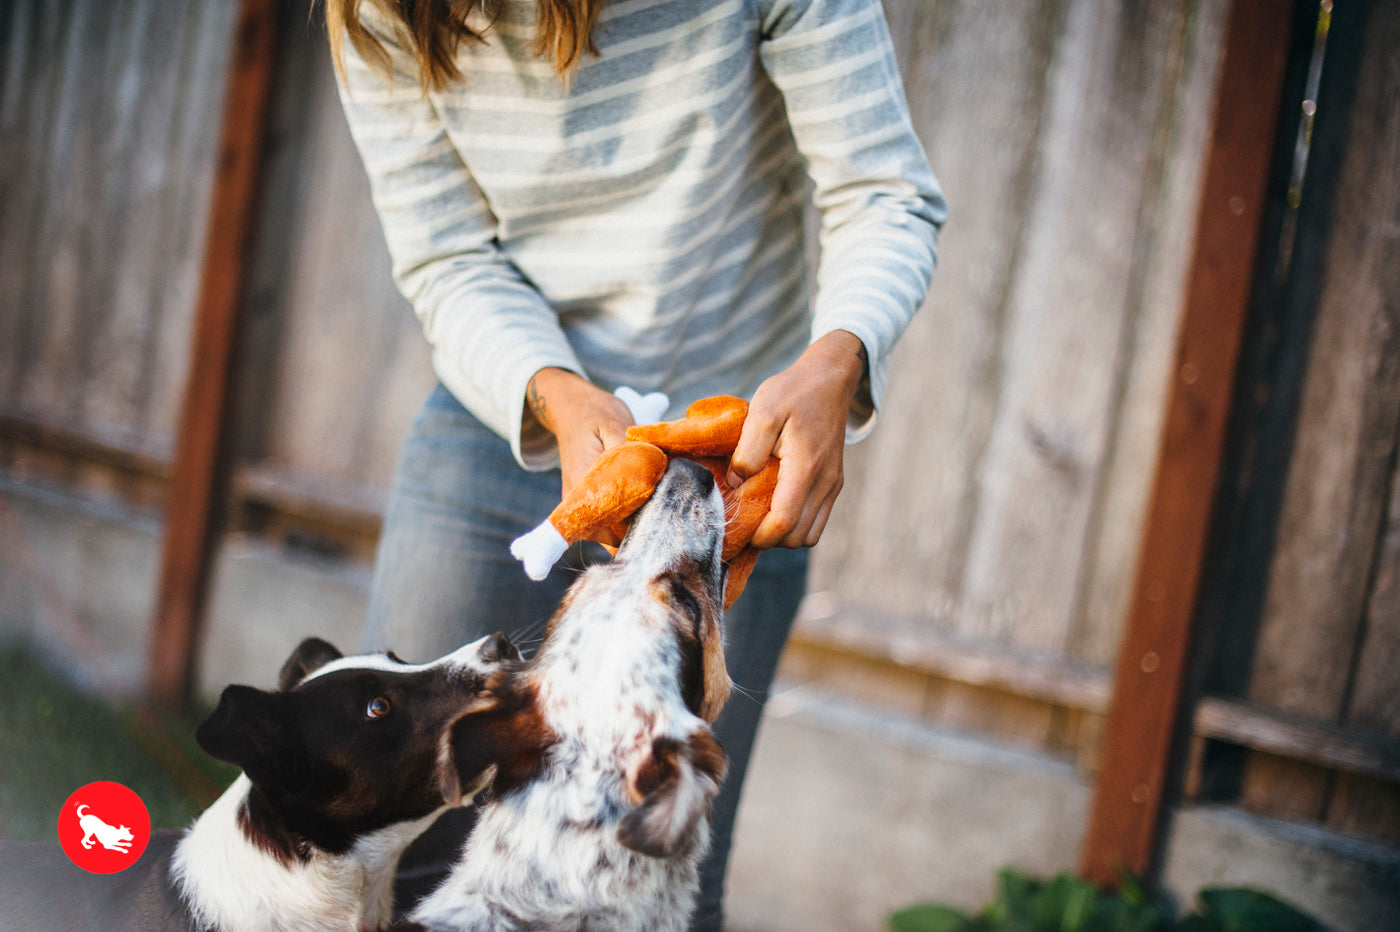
[197,684,299,786]
[618,729,727,858]
[437,694,552,805]
[277,637,343,691]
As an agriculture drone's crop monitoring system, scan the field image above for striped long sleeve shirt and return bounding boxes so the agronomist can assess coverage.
[336,0,946,469]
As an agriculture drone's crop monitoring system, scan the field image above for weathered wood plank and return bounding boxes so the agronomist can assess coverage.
[1236,2,1400,841]
[1073,0,1227,667]
[1239,753,1331,824]
[1327,773,1400,846]
[1325,1,1400,842]
[143,0,240,445]
[794,601,1113,714]
[0,1,59,390]
[1079,0,1294,884]
[0,0,236,456]
[812,0,1226,667]
[1352,471,1400,737]
[1248,0,1400,719]
[1195,698,1400,784]
[1339,468,1400,842]
[1,0,76,409]
[83,0,193,438]
[956,0,1205,654]
[20,0,116,423]
[148,0,280,706]
[813,0,1059,625]
[245,23,433,490]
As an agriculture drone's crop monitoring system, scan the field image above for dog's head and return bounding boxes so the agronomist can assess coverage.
[547,455,731,721]
[195,632,520,860]
[444,458,731,859]
[613,455,731,723]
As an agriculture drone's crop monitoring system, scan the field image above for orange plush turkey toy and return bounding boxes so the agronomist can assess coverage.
[509,390,778,608]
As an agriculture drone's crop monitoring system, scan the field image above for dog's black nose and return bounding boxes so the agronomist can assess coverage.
[670,457,716,493]
[480,631,521,663]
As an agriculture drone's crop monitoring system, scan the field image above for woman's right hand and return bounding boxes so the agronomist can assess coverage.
[526,368,635,543]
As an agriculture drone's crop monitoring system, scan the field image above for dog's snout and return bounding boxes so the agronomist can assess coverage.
[668,457,715,493]
[479,631,520,664]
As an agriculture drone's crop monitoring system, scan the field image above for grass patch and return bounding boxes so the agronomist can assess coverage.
[0,645,237,841]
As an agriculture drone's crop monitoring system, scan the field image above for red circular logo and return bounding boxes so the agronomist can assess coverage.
[57,781,151,873]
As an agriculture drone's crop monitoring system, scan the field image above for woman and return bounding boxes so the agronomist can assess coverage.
[328,0,944,927]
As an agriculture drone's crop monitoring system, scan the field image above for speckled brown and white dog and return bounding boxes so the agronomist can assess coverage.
[409,458,731,932]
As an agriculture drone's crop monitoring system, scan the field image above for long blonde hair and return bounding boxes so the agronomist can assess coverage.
[326,0,604,90]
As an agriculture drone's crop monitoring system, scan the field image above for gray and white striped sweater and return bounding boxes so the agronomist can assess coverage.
[336,0,945,469]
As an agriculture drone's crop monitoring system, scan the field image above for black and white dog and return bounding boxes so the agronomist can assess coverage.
[0,632,519,932]
[408,458,731,932]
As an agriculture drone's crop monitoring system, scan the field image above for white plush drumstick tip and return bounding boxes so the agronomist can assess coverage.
[614,386,669,425]
[510,521,568,580]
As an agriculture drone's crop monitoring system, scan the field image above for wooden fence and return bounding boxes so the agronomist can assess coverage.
[1,0,1396,878]
[0,0,236,505]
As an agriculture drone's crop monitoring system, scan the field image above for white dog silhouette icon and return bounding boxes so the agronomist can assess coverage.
[75,803,135,854]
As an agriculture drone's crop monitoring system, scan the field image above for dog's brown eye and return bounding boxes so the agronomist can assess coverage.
[366,697,391,719]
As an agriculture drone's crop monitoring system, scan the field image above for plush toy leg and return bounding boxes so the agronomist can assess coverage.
[723,546,759,609]
[722,457,779,561]
[549,441,669,538]
[626,396,749,456]
[509,440,669,578]
[614,386,670,425]
[511,521,570,581]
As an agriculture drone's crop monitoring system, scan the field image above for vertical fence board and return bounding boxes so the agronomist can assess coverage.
[1350,472,1400,739]
[1248,4,1400,725]
[1322,1,1400,842]
[1072,0,1227,667]
[1079,0,1294,884]
[0,2,64,395]
[148,0,279,706]
[144,0,240,447]
[812,0,1222,668]
[810,0,1056,630]
[955,0,1212,653]
[84,0,190,436]
[0,0,236,457]
[21,0,115,423]
[238,18,433,493]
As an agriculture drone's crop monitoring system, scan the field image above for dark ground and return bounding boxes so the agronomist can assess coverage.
[0,645,236,842]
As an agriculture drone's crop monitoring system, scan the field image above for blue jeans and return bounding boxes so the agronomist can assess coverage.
[365,384,807,931]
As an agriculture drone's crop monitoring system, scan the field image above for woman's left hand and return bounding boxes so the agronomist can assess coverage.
[726,330,868,549]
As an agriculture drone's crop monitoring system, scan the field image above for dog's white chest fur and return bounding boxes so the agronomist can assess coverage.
[172,776,439,932]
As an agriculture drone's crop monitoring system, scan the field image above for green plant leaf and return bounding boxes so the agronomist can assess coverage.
[1177,915,1214,932]
[991,868,1042,921]
[1114,869,1153,910]
[1194,888,1325,932]
[1030,873,1103,930]
[1125,899,1173,932]
[1061,880,1103,930]
[888,903,974,932]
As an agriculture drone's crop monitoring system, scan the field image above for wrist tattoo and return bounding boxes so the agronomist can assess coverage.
[528,379,552,431]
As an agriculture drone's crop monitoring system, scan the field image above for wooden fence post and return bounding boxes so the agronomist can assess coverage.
[1078,0,1296,884]
[146,0,279,706]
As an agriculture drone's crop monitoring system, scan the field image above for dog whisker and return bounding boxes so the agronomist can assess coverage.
[726,680,765,706]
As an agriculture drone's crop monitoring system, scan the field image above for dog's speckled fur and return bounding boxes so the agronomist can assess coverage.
[411,459,731,932]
